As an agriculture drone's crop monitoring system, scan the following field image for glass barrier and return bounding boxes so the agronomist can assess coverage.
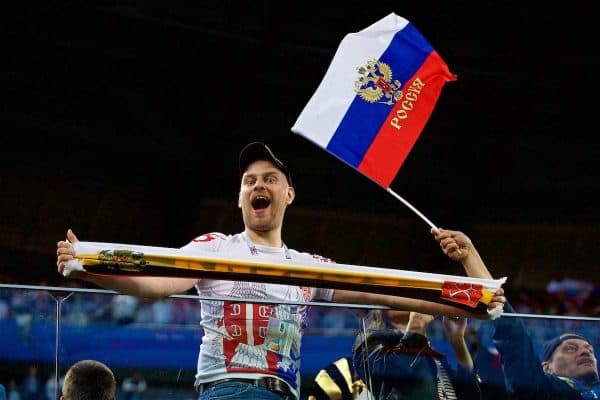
[0,284,598,400]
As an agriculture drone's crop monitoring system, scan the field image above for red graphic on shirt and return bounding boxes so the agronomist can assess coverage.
[220,302,279,373]
[192,233,217,242]
[441,281,483,308]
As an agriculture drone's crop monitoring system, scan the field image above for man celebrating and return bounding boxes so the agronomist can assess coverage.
[57,142,505,400]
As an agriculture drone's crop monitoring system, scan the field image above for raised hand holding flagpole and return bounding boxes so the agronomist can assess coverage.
[292,13,455,229]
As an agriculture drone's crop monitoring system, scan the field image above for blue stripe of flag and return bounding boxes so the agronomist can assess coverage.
[326,23,434,166]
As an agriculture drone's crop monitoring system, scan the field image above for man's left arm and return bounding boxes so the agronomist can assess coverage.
[431,228,492,279]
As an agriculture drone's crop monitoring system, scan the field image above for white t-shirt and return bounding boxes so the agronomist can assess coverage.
[180,232,334,398]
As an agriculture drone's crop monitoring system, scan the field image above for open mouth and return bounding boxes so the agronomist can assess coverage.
[251,196,271,210]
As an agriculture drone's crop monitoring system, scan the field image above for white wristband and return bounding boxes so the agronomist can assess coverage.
[63,259,86,277]
[487,306,504,320]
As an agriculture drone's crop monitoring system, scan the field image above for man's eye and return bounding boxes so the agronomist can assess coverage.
[266,176,277,183]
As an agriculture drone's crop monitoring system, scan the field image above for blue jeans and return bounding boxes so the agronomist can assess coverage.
[198,381,294,400]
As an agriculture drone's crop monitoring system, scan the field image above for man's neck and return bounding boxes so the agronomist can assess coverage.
[244,228,282,248]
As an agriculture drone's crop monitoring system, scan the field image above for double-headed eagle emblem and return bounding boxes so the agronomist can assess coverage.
[355,60,403,105]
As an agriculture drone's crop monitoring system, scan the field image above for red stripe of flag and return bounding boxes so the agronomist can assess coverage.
[357,51,456,187]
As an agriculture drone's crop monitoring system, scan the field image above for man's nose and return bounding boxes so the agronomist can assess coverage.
[252,179,266,190]
[579,347,594,358]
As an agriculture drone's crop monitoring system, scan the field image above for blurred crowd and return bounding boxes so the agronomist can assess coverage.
[0,280,598,400]
[1,278,597,330]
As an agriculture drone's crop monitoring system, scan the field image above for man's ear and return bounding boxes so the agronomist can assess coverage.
[286,186,295,205]
[238,192,242,208]
[542,361,551,373]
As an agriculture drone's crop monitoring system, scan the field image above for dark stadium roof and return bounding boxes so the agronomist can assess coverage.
[0,1,598,285]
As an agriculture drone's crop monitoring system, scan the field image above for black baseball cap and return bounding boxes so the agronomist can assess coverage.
[540,333,591,362]
[239,142,292,185]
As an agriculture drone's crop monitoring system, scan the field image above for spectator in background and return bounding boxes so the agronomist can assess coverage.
[61,360,115,400]
[6,379,21,400]
[45,372,64,400]
[352,311,481,399]
[320,309,349,336]
[110,295,138,325]
[121,371,147,400]
[21,365,42,400]
[546,277,595,316]
[11,293,33,341]
[62,297,89,326]
[150,299,172,325]
[0,296,9,319]
[132,298,154,324]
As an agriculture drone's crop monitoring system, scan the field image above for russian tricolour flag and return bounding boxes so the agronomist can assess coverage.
[292,13,456,188]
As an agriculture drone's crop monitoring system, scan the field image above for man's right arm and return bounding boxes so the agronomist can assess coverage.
[56,229,197,298]
[71,273,196,298]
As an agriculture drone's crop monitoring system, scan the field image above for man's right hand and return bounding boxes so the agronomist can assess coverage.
[56,229,80,276]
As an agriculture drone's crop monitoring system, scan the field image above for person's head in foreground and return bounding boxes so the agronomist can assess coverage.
[238,142,295,239]
[61,360,116,400]
[541,333,599,387]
